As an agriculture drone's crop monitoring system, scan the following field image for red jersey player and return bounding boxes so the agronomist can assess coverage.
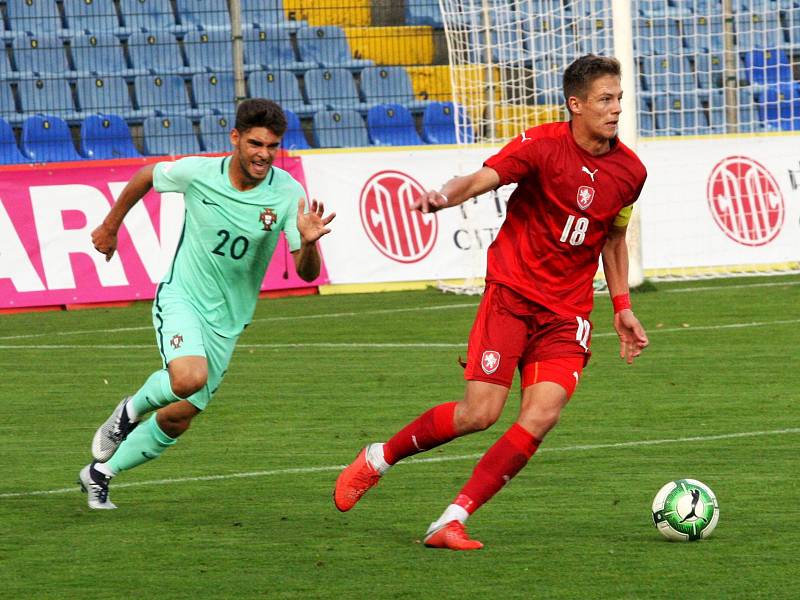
[334,54,649,550]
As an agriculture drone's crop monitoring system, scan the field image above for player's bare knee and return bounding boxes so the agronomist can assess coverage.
[458,407,501,433]
[170,371,207,398]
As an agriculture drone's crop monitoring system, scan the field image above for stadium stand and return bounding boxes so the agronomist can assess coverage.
[0,82,22,125]
[143,115,201,155]
[17,78,82,122]
[72,33,148,78]
[11,34,71,79]
[682,15,725,53]
[127,32,195,76]
[243,26,315,73]
[118,0,184,34]
[405,0,445,28]
[283,0,370,27]
[635,17,683,56]
[361,66,430,112]
[76,75,149,122]
[742,48,794,87]
[4,0,66,38]
[0,49,15,81]
[0,117,27,163]
[198,113,234,152]
[344,26,434,66]
[62,0,132,38]
[295,26,374,71]
[174,0,231,31]
[192,72,236,115]
[79,114,141,159]
[421,101,473,144]
[367,104,423,146]
[21,114,82,162]
[247,70,325,118]
[312,109,369,147]
[243,0,305,30]
[183,29,235,72]
[304,68,367,112]
[282,108,311,150]
[134,74,206,119]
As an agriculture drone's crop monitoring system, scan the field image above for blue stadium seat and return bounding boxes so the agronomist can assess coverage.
[127,32,194,76]
[694,53,724,89]
[653,92,708,135]
[21,114,82,162]
[243,26,315,73]
[17,78,83,122]
[183,29,234,72]
[756,82,800,131]
[421,101,474,144]
[80,114,141,159]
[0,83,23,125]
[405,0,444,28]
[367,104,423,146]
[361,67,429,113]
[118,0,183,34]
[524,16,568,57]
[575,16,612,55]
[192,72,235,115]
[742,48,793,87]
[243,0,304,30]
[247,70,324,118]
[174,0,231,32]
[682,15,724,53]
[638,0,693,17]
[282,109,310,150]
[0,48,18,82]
[76,75,148,122]
[5,0,67,38]
[62,0,132,38]
[134,74,205,118]
[312,110,369,148]
[634,17,683,56]
[638,95,657,137]
[198,113,233,152]
[296,26,374,72]
[11,34,71,79]
[532,59,563,105]
[735,12,784,50]
[704,87,773,134]
[0,118,27,163]
[304,68,366,113]
[72,33,148,79]
[142,115,201,155]
[640,54,695,93]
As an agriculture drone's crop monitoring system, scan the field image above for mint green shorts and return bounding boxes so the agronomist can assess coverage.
[152,289,238,410]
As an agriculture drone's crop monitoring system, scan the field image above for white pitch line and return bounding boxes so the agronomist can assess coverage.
[1,317,797,350]
[1,427,798,500]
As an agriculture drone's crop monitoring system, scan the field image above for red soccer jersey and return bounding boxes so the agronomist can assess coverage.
[483,121,647,318]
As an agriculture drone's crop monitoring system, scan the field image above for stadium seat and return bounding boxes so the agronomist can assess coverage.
[192,72,236,115]
[704,87,773,134]
[575,16,612,55]
[525,16,568,57]
[295,26,373,71]
[634,17,683,56]
[5,0,66,38]
[360,67,429,112]
[127,32,194,76]
[405,0,444,28]
[742,48,793,87]
[198,113,233,153]
[366,104,423,146]
[311,109,369,147]
[735,12,784,50]
[21,114,83,162]
[304,68,366,113]
[247,70,324,118]
[682,15,724,53]
[11,34,71,79]
[0,117,27,163]
[183,29,234,72]
[405,65,452,104]
[640,54,695,93]
[62,0,132,38]
[421,101,474,144]
[694,53,724,89]
[756,82,800,131]
[76,75,148,122]
[142,115,201,155]
[0,50,16,82]
[134,75,205,119]
[72,33,148,78]
[281,109,311,150]
[282,0,369,27]
[344,26,434,67]
[0,83,23,125]
[653,92,708,135]
[17,78,83,122]
[532,59,563,105]
[80,114,141,159]
[174,0,231,32]
[243,0,303,30]
[243,27,315,73]
[118,0,183,34]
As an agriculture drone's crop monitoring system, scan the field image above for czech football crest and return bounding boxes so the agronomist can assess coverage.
[481,350,500,375]
[576,186,595,210]
[259,208,277,231]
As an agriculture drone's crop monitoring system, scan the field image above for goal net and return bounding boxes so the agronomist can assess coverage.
[436,0,800,289]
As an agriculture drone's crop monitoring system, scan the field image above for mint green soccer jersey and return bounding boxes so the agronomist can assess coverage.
[153,155,304,337]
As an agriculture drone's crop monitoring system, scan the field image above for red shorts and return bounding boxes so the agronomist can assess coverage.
[463,283,591,395]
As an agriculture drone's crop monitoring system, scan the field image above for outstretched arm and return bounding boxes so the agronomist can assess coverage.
[412,166,500,213]
[292,198,335,282]
[92,164,156,262]
[601,225,649,364]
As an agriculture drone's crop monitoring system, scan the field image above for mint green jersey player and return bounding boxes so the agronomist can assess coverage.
[80,99,335,510]
[153,155,303,338]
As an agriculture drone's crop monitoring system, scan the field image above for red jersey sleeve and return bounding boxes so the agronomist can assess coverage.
[484,131,541,187]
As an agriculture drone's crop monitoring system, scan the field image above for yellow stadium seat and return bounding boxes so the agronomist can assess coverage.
[343,26,434,66]
[405,65,452,102]
[283,0,370,27]
[493,104,564,140]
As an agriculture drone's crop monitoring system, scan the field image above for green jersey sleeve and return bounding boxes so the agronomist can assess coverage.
[153,157,208,194]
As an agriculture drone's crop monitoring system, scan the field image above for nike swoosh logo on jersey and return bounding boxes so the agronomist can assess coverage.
[201,198,220,206]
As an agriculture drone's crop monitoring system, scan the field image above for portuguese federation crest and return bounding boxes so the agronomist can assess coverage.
[259,208,278,231]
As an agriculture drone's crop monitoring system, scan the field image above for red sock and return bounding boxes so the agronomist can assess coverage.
[454,423,541,515]
[383,402,458,465]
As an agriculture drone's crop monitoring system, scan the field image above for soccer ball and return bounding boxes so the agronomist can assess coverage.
[651,479,719,541]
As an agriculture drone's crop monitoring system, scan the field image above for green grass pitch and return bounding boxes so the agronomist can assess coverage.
[0,275,798,599]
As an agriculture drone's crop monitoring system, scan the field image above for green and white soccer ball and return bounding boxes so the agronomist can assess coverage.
[652,479,719,541]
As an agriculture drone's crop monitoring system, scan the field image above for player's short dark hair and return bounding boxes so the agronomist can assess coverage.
[235,98,287,137]
[562,54,621,110]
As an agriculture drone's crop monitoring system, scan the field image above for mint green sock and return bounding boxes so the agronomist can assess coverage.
[106,415,177,474]
[130,369,181,418]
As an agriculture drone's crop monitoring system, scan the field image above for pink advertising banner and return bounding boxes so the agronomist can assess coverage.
[0,155,328,310]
